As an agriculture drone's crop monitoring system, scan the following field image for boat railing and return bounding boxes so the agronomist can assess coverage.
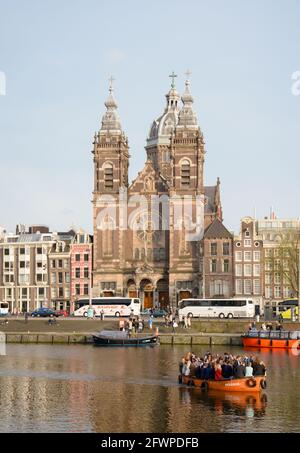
[247,330,300,340]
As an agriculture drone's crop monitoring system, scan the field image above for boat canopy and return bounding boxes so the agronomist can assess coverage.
[97,330,129,339]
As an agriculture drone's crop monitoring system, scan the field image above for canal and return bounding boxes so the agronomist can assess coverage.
[0,344,299,432]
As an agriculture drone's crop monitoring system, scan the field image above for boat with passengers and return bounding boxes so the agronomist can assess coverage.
[242,330,300,349]
[178,351,267,393]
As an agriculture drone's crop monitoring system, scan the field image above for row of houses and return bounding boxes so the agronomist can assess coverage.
[0,225,92,314]
[0,215,299,313]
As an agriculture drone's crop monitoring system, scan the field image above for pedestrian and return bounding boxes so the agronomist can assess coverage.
[100,308,104,321]
[172,318,178,334]
[119,318,125,331]
[148,315,153,330]
[24,311,28,324]
[187,314,192,329]
[184,315,188,329]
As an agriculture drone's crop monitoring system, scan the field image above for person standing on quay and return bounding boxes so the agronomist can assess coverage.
[184,315,188,329]
[187,314,192,329]
[148,315,153,330]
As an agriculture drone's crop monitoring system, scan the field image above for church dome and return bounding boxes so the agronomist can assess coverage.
[147,82,180,145]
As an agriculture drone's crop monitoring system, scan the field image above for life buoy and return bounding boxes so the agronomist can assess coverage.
[260,379,267,389]
[178,374,182,384]
[246,377,257,388]
[201,381,209,391]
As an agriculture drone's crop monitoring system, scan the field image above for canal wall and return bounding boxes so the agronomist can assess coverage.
[3,332,243,346]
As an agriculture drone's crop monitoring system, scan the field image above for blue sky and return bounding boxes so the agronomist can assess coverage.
[0,0,299,234]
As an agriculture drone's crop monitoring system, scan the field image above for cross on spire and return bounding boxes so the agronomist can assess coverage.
[169,71,177,88]
[185,69,192,81]
[108,75,115,92]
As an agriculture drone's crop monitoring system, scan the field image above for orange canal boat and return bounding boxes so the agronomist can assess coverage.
[242,330,300,350]
[180,374,266,393]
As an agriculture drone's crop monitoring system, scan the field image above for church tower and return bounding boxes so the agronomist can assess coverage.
[168,73,206,304]
[92,80,129,297]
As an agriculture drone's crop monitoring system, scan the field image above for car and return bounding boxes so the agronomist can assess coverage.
[31,308,58,318]
[55,309,69,317]
[141,308,168,318]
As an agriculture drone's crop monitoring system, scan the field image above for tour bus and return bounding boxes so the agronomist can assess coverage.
[0,302,9,316]
[178,298,255,319]
[73,297,141,318]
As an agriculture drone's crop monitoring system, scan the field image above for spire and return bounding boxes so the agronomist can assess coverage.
[177,70,198,128]
[100,76,122,133]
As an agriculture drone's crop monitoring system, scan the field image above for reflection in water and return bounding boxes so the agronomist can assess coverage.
[0,345,299,432]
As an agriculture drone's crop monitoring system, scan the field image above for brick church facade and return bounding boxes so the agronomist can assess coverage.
[92,75,222,308]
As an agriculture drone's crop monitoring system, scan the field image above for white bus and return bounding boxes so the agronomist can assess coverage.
[178,298,255,319]
[73,297,141,318]
[0,302,9,316]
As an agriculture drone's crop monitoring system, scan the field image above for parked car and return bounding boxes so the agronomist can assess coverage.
[55,309,69,317]
[141,308,167,318]
[31,308,58,318]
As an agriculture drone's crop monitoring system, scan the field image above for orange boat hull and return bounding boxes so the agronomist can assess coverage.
[242,337,300,349]
[181,375,265,393]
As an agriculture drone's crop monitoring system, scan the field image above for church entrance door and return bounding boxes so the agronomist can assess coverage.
[144,291,153,309]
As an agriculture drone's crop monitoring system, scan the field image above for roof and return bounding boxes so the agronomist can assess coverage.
[204,186,217,215]
[204,218,233,239]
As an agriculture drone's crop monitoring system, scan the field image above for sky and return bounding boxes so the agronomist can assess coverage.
[0,0,299,235]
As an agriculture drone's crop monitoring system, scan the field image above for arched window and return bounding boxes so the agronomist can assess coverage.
[181,159,190,187]
[104,162,113,189]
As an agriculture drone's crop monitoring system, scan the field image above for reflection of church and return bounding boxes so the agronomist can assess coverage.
[92,74,222,308]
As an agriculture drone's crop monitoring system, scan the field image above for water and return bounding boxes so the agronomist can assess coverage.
[0,344,299,433]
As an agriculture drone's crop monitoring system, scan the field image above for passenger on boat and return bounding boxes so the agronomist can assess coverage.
[253,360,266,376]
[233,361,246,378]
[245,360,254,377]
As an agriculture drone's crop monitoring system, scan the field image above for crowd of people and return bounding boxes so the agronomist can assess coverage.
[180,352,267,380]
[119,316,145,335]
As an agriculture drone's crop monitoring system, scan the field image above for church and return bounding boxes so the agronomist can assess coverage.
[92,73,222,308]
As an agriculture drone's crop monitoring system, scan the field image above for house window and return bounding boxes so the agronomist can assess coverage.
[211,243,217,256]
[244,239,252,247]
[223,259,229,273]
[58,260,63,268]
[84,268,89,278]
[58,287,64,298]
[75,284,80,295]
[244,251,252,261]
[235,279,243,295]
[253,264,261,277]
[253,280,261,295]
[180,159,190,187]
[211,259,217,273]
[223,242,230,255]
[244,264,252,277]
[84,253,89,262]
[75,268,80,278]
[84,284,89,295]
[253,251,261,261]
[274,286,281,298]
[244,280,252,295]
[235,251,242,261]
[235,264,242,277]
[104,162,114,189]
[265,287,272,299]
[274,273,281,285]
[75,254,80,262]
[58,272,63,283]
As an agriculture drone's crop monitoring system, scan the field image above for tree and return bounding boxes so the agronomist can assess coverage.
[266,231,300,320]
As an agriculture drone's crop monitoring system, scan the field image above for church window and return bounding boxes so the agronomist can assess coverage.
[104,162,113,189]
[181,159,190,187]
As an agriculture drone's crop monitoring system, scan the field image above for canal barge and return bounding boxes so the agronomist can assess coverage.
[92,330,159,347]
[179,374,266,393]
[242,330,300,349]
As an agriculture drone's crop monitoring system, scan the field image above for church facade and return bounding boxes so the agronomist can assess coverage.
[92,75,222,308]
